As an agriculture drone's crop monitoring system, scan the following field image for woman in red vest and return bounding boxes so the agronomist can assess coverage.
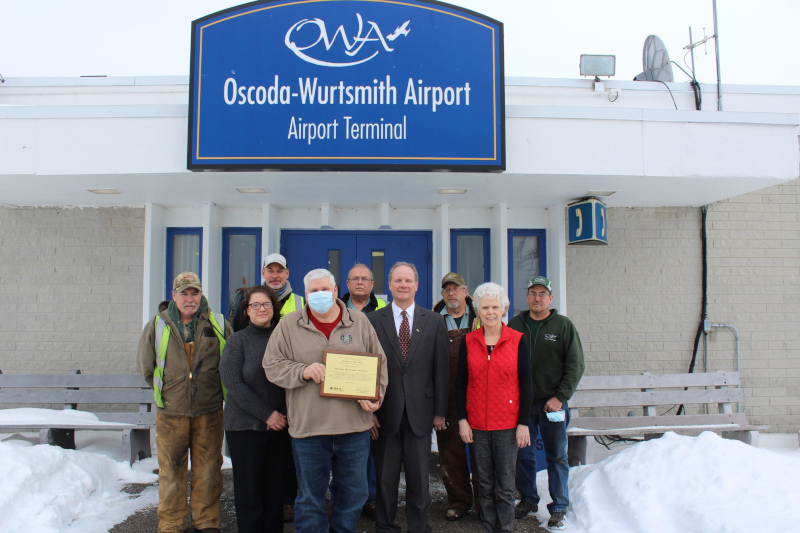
[456,282,533,533]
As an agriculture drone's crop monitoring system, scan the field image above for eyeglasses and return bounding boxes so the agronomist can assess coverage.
[248,302,273,310]
[527,291,550,299]
[348,277,373,283]
[442,286,465,295]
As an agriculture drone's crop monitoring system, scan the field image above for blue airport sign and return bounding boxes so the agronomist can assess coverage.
[188,0,504,171]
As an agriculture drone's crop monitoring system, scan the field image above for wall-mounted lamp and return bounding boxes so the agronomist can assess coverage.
[580,54,616,79]
[580,55,618,100]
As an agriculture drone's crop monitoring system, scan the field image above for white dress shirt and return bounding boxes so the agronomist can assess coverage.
[391,301,415,336]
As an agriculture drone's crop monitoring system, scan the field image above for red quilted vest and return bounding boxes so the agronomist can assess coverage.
[465,325,523,431]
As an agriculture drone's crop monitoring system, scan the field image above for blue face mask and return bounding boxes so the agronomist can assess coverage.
[308,291,335,313]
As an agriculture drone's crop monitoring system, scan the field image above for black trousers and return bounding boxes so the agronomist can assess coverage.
[226,429,290,533]
[375,410,433,533]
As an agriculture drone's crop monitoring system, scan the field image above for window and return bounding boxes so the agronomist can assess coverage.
[165,228,202,299]
[450,229,490,292]
[222,228,262,317]
[371,250,385,295]
[507,229,547,318]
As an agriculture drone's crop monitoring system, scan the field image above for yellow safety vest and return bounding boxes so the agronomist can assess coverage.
[376,298,388,309]
[279,292,305,316]
[153,311,227,408]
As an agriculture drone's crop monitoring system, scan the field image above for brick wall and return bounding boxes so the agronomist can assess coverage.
[0,207,144,374]
[566,178,800,432]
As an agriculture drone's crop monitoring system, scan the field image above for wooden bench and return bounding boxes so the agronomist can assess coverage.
[0,370,155,464]
[566,371,767,466]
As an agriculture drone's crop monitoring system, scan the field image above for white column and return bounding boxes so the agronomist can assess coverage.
[262,203,279,267]
[491,202,509,290]
[434,204,450,300]
[202,203,222,311]
[548,204,568,315]
[378,202,392,229]
[320,203,335,229]
[142,203,165,325]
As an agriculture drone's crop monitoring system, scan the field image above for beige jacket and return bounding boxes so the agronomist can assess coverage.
[137,301,233,417]
[263,300,388,438]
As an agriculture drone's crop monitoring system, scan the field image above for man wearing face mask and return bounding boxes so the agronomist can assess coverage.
[263,268,388,533]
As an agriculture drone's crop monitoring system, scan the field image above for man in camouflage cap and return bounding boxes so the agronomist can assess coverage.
[431,272,481,521]
[137,272,232,533]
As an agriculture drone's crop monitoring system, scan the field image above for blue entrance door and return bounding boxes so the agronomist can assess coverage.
[280,230,433,309]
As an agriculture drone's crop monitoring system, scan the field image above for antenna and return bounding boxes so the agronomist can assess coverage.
[683,0,722,110]
[633,35,674,82]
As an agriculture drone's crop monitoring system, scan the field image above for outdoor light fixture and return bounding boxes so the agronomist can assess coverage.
[580,54,616,95]
[87,188,120,194]
[437,188,468,194]
[234,187,268,194]
[580,55,616,78]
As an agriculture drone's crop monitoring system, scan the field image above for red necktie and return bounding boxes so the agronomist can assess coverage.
[399,310,410,362]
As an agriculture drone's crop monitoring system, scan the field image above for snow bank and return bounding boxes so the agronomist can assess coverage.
[0,407,133,428]
[0,440,157,532]
[570,431,800,533]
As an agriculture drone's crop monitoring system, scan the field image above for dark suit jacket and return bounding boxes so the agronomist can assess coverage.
[369,304,449,437]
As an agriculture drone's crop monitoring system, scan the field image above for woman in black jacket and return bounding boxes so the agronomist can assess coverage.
[220,285,288,532]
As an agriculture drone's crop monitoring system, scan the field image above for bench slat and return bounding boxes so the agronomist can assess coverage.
[568,412,752,430]
[98,412,156,425]
[576,371,740,390]
[569,388,744,409]
[0,389,154,404]
[568,424,768,437]
[0,374,148,388]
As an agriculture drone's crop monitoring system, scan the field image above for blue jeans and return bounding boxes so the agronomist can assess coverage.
[329,439,376,505]
[516,400,570,513]
[291,431,370,533]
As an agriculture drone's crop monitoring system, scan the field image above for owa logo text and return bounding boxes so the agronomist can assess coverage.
[285,13,411,67]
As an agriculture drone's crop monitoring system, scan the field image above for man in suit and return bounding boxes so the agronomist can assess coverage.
[368,262,449,533]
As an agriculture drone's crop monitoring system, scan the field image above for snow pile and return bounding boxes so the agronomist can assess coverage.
[0,440,157,532]
[570,431,800,533]
[0,408,132,427]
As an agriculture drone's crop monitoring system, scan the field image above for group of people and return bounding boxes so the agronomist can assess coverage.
[137,253,585,533]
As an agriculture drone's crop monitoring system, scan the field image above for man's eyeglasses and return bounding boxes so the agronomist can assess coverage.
[248,302,273,310]
[442,286,465,295]
[527,291,550,299]
[348,277,373,283]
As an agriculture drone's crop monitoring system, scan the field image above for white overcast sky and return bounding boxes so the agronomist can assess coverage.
[1,0,798,86]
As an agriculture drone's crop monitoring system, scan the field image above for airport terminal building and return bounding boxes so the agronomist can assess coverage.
[1,0,799,432]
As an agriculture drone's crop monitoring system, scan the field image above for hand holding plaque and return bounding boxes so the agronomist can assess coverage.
[320,350,382,401]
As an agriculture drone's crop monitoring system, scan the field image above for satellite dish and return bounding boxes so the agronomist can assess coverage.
[634,35,674,82]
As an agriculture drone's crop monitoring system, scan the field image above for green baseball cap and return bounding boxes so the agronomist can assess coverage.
[527,276,552,292]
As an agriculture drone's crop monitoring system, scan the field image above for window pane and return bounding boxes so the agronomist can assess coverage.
[372,251,385,295]
[328,250,341,287]
[456,235,484,291]
[512,235,540,316]
[172,234,200,280]
[227,234,257,311]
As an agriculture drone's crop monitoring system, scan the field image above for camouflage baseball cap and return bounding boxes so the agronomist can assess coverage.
[527,275,552,292]
[173,272,203,293]
[441,272,466,288]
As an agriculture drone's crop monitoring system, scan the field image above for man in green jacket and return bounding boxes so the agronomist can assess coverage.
[137,272,232,533]
[508,276,584,531]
